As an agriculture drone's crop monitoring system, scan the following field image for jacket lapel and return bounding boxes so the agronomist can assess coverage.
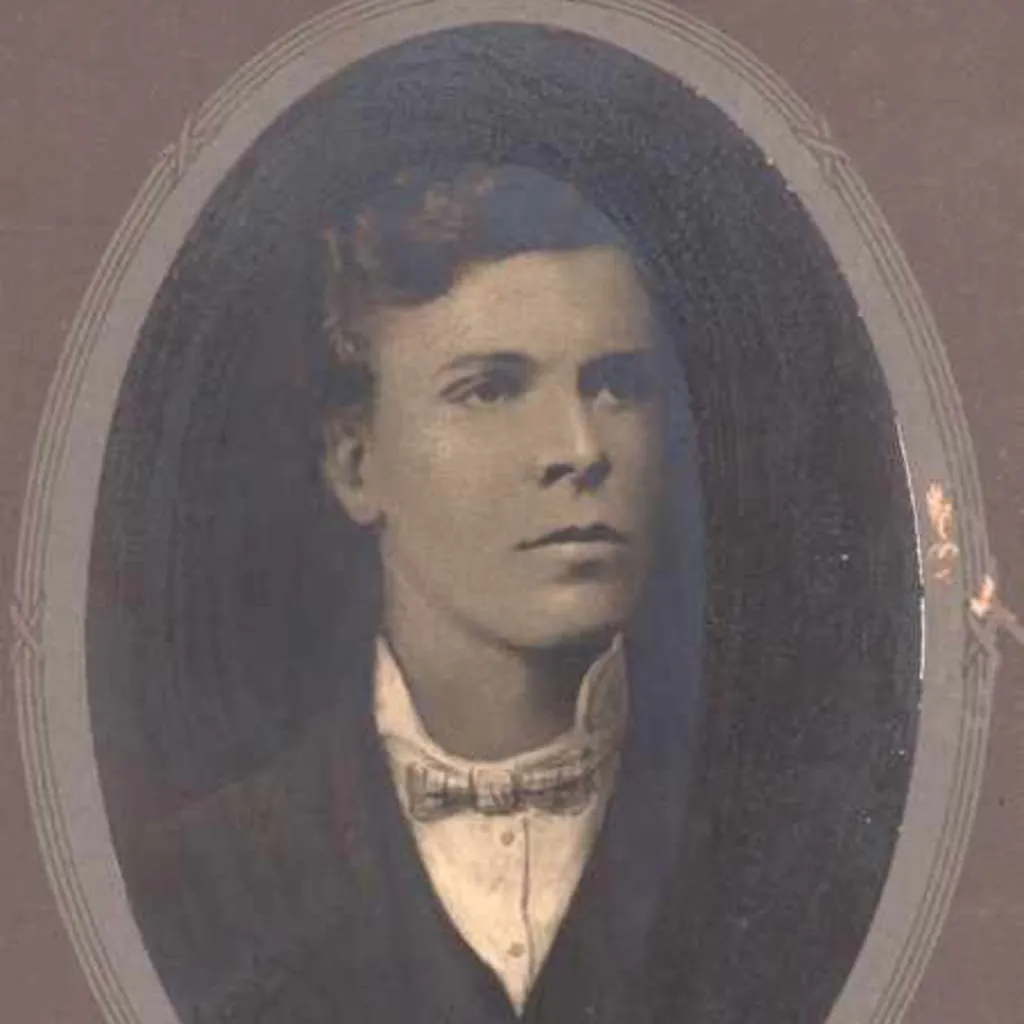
[220,665,519,1023]
[524,639,699,1023]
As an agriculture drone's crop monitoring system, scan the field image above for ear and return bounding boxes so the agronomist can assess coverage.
[323,417,383,527]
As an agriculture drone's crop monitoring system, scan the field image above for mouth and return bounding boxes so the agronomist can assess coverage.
[517,523,629,551]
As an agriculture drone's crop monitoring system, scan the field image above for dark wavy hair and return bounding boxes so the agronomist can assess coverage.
[319,164,645,427]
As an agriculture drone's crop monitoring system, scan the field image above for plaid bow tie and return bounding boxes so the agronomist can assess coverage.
[404,747,610,822]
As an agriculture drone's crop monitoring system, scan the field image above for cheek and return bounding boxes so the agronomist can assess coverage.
[611,412,665,492]
[376,414,503,533]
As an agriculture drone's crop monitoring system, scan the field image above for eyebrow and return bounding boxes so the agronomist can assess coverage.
[433,351,535,377]
[434,344,659,381]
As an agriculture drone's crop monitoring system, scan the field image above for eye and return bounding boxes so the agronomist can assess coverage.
[441,367,525,407]
[582,353,656,406]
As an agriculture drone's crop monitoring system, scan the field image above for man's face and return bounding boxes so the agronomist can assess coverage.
[330,245,667,651]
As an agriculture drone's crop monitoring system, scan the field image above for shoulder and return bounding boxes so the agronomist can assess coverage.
[132,710,332,867]
[120,697,375,1011]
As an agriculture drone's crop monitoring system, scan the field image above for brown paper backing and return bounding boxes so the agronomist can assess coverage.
[1,2,1020,1021]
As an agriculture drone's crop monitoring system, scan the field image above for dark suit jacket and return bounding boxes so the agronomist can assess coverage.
[122,639,703,1024]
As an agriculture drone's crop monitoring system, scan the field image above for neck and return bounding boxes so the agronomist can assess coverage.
[381,569,609,761]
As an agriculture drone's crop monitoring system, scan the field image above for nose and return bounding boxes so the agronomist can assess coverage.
[536,397,611,491]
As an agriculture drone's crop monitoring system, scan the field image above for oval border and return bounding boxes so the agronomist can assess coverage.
[11,3,998,1024]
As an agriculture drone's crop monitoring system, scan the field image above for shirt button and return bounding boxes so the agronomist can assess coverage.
[508,942,526,959]
[500,828,516,846]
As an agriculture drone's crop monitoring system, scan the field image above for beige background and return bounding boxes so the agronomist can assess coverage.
[1,2,1021,1022]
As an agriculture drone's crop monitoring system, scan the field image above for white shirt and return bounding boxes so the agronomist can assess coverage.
[373,636,628,1013]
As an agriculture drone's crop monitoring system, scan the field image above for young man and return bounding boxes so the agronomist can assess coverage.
[127,166,699,1024]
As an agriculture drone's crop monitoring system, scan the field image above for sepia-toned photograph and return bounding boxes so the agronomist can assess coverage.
[69,19,923,1024]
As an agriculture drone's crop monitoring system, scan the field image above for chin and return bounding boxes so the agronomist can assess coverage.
[506,585,637,651]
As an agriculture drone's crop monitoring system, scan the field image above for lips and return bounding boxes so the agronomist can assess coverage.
[517,523,628,550]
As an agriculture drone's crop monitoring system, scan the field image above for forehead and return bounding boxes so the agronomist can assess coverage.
[372,246,655,367]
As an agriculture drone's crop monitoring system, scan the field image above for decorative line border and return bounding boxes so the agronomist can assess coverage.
[13,149,179,1024]
[821,148,991,1024]
[10,3,997,1024]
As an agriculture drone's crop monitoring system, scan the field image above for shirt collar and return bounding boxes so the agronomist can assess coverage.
[373,634,629,772]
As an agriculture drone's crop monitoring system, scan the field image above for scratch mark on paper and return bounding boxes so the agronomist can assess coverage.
[970,574,1024,648]
[925,483,959,582]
